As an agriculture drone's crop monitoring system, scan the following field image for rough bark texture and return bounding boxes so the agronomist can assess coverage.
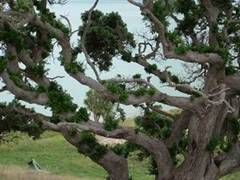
[0,0,240,180]
[59,124,129,180]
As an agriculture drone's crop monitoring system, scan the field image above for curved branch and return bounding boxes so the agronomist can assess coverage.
[24,13,193,109]
[6,105,129,180]
[59,120,173,179]
[1,71,48,105]
[218,142,240,177]
[128,0,223,65]
[80,0,100,81]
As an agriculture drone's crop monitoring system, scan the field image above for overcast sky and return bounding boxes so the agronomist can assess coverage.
[0,0,186,117]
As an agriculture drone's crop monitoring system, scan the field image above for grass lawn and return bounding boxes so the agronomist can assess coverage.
[0,131,153,180]
[0,130,239,180]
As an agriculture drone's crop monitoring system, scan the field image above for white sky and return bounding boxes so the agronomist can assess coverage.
[0,0,186,117]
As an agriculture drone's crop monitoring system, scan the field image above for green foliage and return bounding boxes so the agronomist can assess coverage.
[147,88,156,96]
[9,73,22,86]
[70,107,89,123]
[24,121,44,140]
[27,63,47,78]
[171,75,180,84]
[191,44,215,54]
[64,62,85,74]
[105,82,129,102]
[152,1,170,27]
[79,131,96,144]
[9,72,34,91]
[225,65,238,75]
[229,118,240,140]
[47,82,77,114]
[121,50,132,62]
[207,136,232,153]
[0,103,44,139]
[68,128,77,137]
[111,143,137,158]
[212,0,232,10]
[207,136,221,152]
[166,31,183,45]
[133,87,146,96]
[0,25,28,52]
[169,131,188,165]
[135,111,172,139]
[132,74,141,79]
[175,0,204,35]
[144,64,158,73]
[119,93,129,102]
[84,90,113,119]
[16,0,31,11]
[84,89,125,128]
[132,87,156,97]
[38,6,70,35]
[0,57,6,73]
[175,44,190,55]
[103,115,119,131]
[79,10,135,71]
[79,131,107,161]
[148,156,158,176]
[50,115,60,124]
[36,85,47,93]
[59,50,85,74]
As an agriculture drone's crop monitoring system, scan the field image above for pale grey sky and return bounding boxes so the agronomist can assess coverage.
[0,0,186,117]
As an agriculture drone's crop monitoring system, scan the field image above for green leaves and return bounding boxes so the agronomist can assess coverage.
[47,82,77,114]
[152,0,171,27]
[105,82,129,102]
[134,111,172,139]
[0,103,44,139]
[207,136,232,153]
[103,115,119,131]
[174,44,190,55]
[79,10,135,71]
[132,74,141,79]
[111,143,137,158]
[16,0,31,11]
[0,25,28,52]
[0,57,6,73]
[28,63,47,78]
[121,50,132,62]
[79,131,107,161]
[133,87,147,97]
[64,61,85,74]
[70,107,89,123]
[144,64,158,73]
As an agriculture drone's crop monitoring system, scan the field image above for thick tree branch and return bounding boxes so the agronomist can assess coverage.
[200,0,220,45]
[1,71,48,105]
[218,142,240,177]
[19,12,193,109]
[128,0,223,66]
[80,0,100,81]
[58,120,173,179]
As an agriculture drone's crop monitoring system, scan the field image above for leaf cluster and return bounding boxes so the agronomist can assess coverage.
[79,10,136,71]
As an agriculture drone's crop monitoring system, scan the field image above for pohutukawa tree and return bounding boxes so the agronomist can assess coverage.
[0,0,240,179]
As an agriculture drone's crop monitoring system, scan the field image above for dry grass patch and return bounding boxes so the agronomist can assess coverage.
[0,165,89,180]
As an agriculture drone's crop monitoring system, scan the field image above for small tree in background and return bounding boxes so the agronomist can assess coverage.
[84,89,114,122]
[84,89,126,130]
[0,0,240,180]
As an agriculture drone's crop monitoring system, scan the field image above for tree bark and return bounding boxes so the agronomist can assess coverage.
[58,124,129,180]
